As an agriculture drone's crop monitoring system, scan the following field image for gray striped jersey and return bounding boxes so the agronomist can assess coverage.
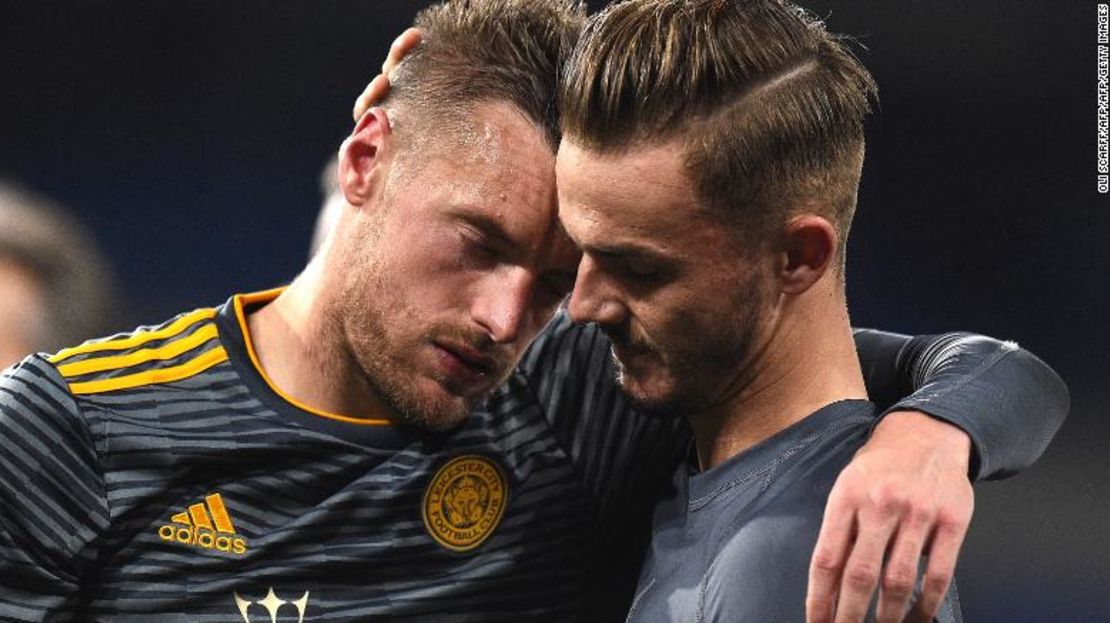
[0,289,1069,621]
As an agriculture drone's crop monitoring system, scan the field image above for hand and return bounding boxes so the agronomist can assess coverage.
[805,410,974,623]
[352,27,424,122]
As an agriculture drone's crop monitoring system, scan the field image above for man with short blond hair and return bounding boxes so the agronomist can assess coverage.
[0,1,1067,621]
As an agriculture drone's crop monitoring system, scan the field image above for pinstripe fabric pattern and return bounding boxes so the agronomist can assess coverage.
[0,292,685,622]
[0,291,1065,621]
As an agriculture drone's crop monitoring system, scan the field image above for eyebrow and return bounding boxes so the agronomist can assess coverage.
[583,242,669,261]
[450,210,517,249]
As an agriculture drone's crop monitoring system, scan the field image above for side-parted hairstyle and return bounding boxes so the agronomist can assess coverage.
[385,0,587,149]
[560,0,878,263]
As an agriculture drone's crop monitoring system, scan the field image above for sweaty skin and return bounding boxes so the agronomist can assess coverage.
[354,33,977,623]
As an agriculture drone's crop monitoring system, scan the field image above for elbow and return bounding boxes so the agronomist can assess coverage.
[1014,345,1070,435]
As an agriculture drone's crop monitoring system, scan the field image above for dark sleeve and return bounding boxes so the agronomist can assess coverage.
[0,355,109,621]
[518,312,687,523]
[517,311,688,617]
[853,328,1070,481]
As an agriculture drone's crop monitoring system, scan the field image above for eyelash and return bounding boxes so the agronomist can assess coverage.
[460,229,496,260]
[457,227,572,302]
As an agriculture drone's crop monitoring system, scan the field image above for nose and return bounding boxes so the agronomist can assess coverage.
[567,255,626,326]
[472,266,534,344]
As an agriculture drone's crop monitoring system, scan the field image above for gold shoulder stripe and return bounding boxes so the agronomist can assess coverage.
[49,307,217,364]
[56,323,219,378]
[68,346,229,395]
[231,290,398,426]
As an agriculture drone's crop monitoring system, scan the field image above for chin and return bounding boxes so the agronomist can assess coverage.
[614,367,686,418]
[407,407,471,432]
[362,364,475,432]
[395,395,473,432]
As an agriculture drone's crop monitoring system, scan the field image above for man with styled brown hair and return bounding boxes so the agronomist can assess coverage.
[0,1,1066,622]
[552,0,1058,620]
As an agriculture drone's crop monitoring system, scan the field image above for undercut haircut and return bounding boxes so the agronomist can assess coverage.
[384,0,586,149]
[560,0,878,264]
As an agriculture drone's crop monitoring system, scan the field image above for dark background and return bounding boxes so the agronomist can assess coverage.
[1,1,1105,620]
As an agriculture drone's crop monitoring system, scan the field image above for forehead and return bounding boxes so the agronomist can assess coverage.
[555,139,725,254]
[400,101,574,263]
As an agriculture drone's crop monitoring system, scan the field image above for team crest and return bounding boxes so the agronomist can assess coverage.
[422,455,508,552]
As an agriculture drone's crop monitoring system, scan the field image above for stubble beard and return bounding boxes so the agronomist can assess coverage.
[355,303,477,432]
[612,279,769,419]
[325,222,479,432]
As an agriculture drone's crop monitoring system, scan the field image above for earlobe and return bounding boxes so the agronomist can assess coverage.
[779,215,837,295]
[339,107,393,208]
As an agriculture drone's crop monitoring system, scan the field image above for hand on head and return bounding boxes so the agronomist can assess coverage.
[352,28,425,122]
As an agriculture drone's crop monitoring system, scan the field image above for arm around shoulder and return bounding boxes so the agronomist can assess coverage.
[854,328,1069,480]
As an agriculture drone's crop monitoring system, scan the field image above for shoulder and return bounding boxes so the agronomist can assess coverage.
[44,305,227,397]
[517,310,610,380]
[1,353,86,440]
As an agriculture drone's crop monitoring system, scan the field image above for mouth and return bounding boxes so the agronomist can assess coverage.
[611,341,648,367]
[432,341,499,387]
[605,329,655,365]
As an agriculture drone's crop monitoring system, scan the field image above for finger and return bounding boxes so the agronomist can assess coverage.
[352,74,390,122]
[873,507,933,623]
[910,515,970,622]
[383,27,424,75]
[353,28,424,122]
[806,495,856,623]
[833,511,899,623]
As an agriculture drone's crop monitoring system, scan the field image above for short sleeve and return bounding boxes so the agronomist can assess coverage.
[0,355,109,621]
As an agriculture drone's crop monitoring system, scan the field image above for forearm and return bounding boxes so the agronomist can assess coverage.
[854,329,1070,480]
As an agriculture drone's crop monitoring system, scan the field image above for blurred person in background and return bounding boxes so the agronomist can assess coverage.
[0,183,119,369]
[0,1,1067,621]
[309,158,343,260]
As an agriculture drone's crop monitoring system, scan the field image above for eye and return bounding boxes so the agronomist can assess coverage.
[621,256,659,279]
[458,227,497,262]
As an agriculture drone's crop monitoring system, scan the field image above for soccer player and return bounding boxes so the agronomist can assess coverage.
[551,1,1066,621]
[0,2,1066,622]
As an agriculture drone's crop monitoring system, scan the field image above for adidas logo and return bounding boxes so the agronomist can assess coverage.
[158,493,248,555]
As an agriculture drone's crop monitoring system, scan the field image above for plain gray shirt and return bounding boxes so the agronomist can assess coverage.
[626,399,962,623]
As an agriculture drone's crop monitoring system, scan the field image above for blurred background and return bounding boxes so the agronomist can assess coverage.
[0,1,1104,620]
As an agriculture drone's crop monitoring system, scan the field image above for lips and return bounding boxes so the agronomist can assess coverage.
[433,341,500,388]
[442,343,496,372]
[611,341,644,364]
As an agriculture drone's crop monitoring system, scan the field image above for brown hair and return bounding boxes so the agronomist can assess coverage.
[560,0,877,262]
[385,0,587,149]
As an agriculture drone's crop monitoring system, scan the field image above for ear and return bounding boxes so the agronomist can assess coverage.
[338,107,393,208]
[776,214,838,295]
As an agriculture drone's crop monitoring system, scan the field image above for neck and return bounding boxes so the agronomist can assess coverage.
[689,285,867,471]
[246,235,398,421]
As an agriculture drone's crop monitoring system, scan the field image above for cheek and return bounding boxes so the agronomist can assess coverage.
[372,226,481,315]
[629,288,698,341]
